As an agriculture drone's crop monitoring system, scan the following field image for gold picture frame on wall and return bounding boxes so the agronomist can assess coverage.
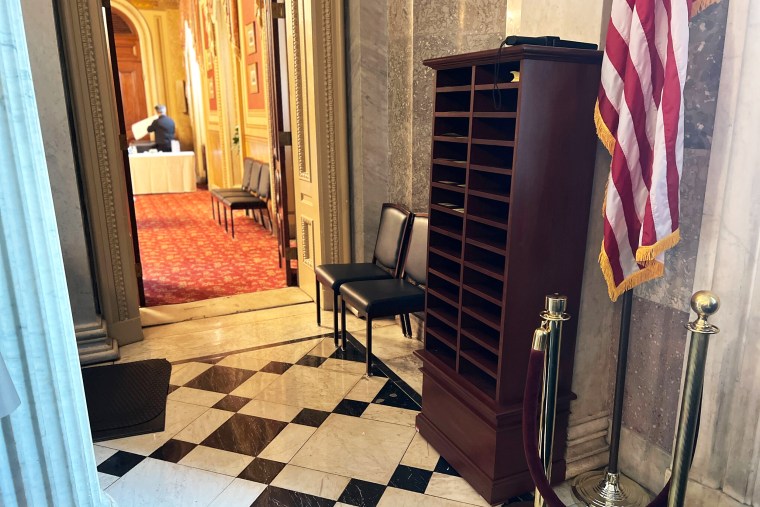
[245,22,256,54]
[248,63,259,93]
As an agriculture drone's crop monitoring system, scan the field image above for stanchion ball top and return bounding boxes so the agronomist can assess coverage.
[691,291,720,318]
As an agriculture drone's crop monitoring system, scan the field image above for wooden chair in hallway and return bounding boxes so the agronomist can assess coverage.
[314,203,413,347]
[339,214,428,375]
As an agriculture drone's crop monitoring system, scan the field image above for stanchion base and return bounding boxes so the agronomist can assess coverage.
[572,470,651,507]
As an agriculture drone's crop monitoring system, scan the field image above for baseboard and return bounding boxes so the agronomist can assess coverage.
[77,321,120,365]
[565,411,610,478]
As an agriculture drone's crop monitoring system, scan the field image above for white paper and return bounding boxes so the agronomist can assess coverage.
[131,115,159,141]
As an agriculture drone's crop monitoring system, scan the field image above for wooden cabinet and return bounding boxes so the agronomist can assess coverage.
[415,45,603,504]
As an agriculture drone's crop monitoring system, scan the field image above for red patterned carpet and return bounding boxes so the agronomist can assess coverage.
[134,190,286,306]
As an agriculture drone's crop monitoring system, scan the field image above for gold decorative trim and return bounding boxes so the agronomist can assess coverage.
[76,0,129,320]
[289,0,309,182]
[300,216,314,268]
[320,0,339,263]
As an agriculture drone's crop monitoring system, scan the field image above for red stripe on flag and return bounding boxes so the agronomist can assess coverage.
[662,0,682,232]
[635,1,665,107]
[606,22,654,188]
[603,217,626,286]
[598,88,620,138]
[610,143,643,256]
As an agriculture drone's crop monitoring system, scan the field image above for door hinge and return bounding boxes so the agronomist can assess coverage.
[278,131,292,146]
[271,3,286,19]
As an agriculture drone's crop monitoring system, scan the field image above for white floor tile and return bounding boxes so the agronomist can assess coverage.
[208,478,267,507]
[105,458,233,507]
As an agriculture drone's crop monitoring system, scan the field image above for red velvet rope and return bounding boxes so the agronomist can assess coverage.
[522,348,675,507]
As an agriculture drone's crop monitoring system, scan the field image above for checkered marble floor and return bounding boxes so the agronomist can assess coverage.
[94,332,536,506]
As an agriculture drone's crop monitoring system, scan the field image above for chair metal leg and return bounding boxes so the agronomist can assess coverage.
[341,298,347,350]
[315,277,321,326]
[223,208,228,232]
[333,291,339,347]
[217,201,222,225]
[366,317,373,376]
[399,314,409,337]
[211,195,215,219]
[403,314,412,337]
[231,211,235,238]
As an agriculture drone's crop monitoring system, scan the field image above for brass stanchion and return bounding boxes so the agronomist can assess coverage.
[514,294,571,507]
[667,291,719,506]
[535,295,571,507]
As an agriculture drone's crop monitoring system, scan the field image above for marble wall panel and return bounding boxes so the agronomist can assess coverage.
[20,0,101,329]
[570,145,618,423]
[617,297,689,451]
[347,0,390,261]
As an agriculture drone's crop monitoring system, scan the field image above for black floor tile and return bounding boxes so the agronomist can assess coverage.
[292,408,331,427]
[252,485,335,506]
[337,478,387,507]
[332,399,370,417]
[505,491,535,504]
[330,340,365,363]
[259,361,292,374]
[238,458,287,484]
[201,413,287,456]
[149,439,196,463]
[296,355,328,368]
[372,381,421,411]
[213,394,251,412]
[97,451,145,477]
[388,464,433,494]
[434,456,460,477]
[167,385,179,394]
[184,365,254,394]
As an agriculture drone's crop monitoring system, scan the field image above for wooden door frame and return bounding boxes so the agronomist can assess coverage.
[284,0,351,299]
[53,0,350,345]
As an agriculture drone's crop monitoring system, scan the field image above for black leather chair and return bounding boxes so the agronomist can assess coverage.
[210,158,261,222]
[340,214,428,375]
[315,203,413,347]
[221,164,272,238]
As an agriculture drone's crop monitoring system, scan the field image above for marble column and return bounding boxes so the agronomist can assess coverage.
[0,1,112,505]
[682,0,760,504]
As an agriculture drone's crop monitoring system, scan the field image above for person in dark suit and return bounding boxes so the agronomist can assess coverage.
[147,104,176,152]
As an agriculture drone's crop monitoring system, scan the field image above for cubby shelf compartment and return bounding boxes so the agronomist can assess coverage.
[433,135,469,144]
[460,326,499,356]
[432,158,468,169]
[460,346,498,379]
[459,361,497,399]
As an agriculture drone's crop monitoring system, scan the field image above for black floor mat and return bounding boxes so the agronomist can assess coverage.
[82,359,172,442]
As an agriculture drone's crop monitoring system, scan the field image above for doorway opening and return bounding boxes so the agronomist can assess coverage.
[103,0,298,308]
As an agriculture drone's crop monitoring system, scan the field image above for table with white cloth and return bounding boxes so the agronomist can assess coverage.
[128,151,197,195]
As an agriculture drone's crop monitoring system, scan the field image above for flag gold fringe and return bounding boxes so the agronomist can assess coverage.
[635,229,681,262]
[691,0,721,17]
[599,245,666,302]
[594,101,616,156]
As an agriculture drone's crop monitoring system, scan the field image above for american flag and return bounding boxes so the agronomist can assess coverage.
[597,0,707,301]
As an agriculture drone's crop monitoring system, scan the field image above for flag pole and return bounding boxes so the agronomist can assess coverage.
[572,289,651,506]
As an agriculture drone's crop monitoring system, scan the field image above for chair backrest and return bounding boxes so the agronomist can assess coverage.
[257,164,271,199]
[241,158,254,189]
[248,161,263,192]
[372,203,412,273]
[401,214,428,286]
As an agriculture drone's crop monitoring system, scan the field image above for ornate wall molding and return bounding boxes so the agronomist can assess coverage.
[289,0,309,182]
[75,0,129,321]
[320,0,339,263]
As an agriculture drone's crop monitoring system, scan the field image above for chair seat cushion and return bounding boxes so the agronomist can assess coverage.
[222,195,266,208]
[315,263,391,290]
[212,188,252,199]
[340,279,425,318]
